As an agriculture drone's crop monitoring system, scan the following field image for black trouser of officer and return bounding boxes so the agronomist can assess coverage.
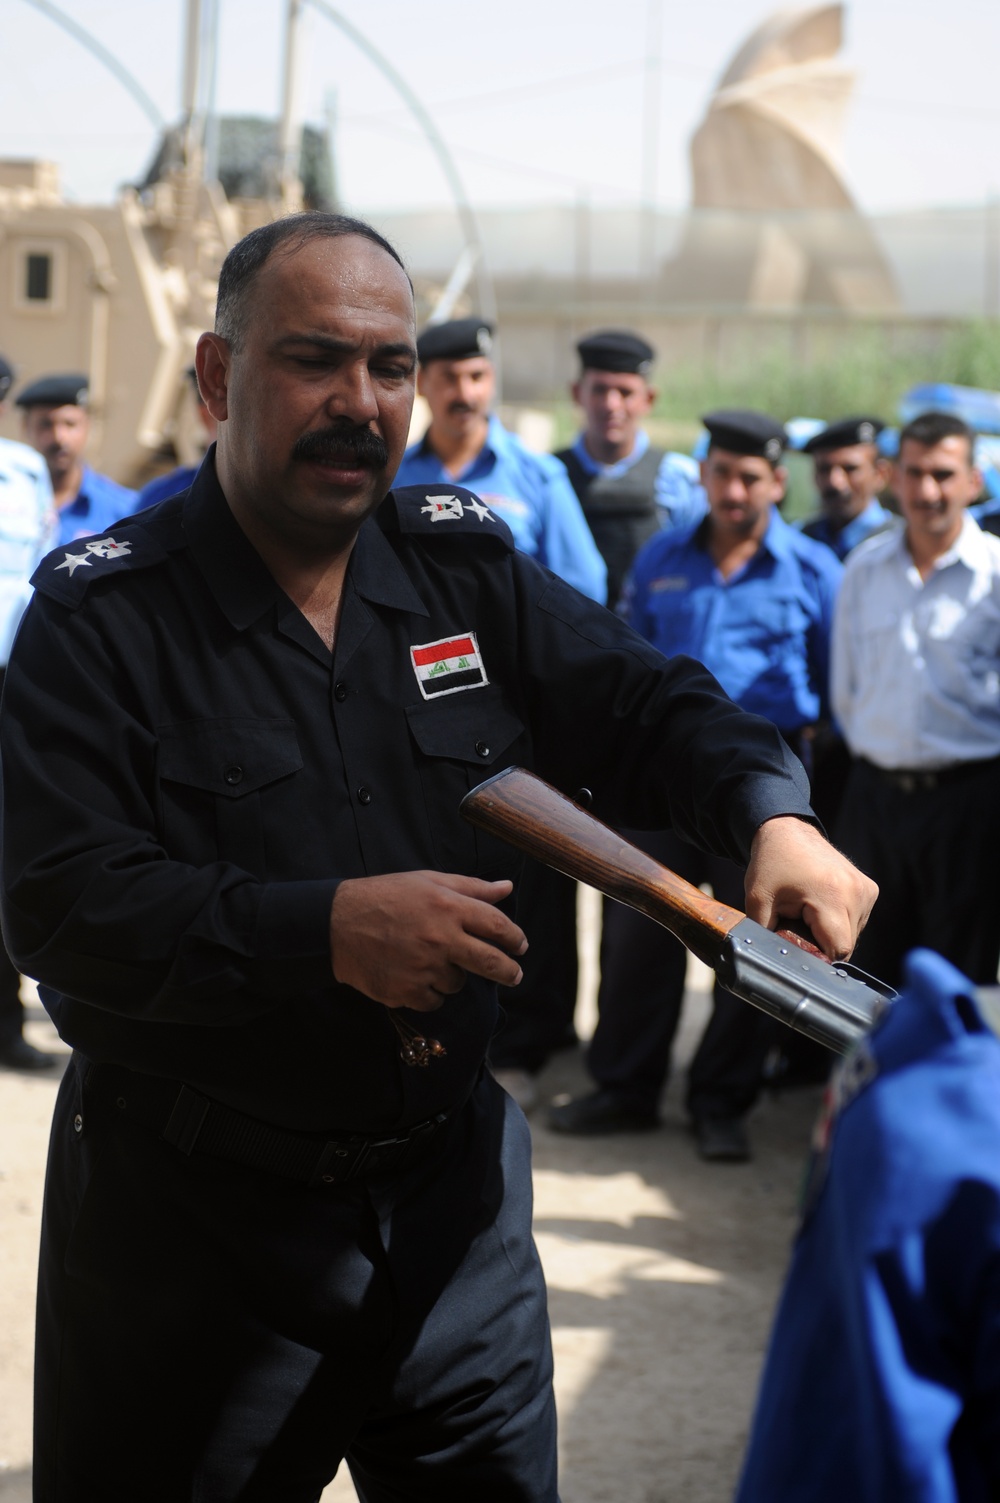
[34,1062,558,1503]
[836,755,1000,990]
[492,859,578,1074]
[587,830,776,1121]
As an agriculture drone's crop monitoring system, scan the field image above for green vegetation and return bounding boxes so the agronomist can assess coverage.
[547,319,1000,452]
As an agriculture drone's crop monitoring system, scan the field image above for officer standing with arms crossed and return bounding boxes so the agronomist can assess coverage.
[551,411,843,1161]
[1,217,873,1500]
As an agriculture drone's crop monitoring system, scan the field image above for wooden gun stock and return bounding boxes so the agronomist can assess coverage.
[460,767,890,1055]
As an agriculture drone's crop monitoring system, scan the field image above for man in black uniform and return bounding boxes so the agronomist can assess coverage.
[0,213,875,1502]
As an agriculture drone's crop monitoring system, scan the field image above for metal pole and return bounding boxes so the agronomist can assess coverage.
[640,0,663,284]
[279,0,306,207]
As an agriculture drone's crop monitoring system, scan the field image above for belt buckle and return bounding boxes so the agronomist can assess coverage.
[312,1136,358,1187]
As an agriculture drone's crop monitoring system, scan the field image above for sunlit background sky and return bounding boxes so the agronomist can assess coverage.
[1,0,998,215]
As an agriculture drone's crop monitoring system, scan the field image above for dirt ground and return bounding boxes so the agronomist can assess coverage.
[0,891,823,1503]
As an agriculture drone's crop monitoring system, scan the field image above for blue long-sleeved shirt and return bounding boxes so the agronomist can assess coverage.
[395,415,607,603]
[621,508,843,731]
[57,465,138,546]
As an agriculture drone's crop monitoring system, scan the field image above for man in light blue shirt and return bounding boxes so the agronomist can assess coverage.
[16,374,137,546]
[0,357,57,1070]
[550,410,843,1160]
[394,319,606,604]
[832,410,1000,989]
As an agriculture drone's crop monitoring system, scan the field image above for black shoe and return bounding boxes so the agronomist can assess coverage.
[0,1035,58,1072]
[548,1089,660,1136]
[692,1114,751,1162]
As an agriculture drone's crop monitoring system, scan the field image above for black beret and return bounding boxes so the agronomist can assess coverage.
[0,356,12,402]
[15,373,90,409]
[801,416,885,454]
[576,329,655,376]
[701,409,787,464]
[416,318,494,365]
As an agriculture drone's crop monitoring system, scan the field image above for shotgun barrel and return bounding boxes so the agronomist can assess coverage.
[460,766,891,1055]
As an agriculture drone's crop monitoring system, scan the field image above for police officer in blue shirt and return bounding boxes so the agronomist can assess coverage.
[550,410,843,1161]
[16,374,137,545]
[394,318,607,604]
[799,416,895,561]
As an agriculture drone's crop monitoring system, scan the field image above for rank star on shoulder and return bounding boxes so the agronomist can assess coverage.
[55,551,93,575]
[465,498,495,523]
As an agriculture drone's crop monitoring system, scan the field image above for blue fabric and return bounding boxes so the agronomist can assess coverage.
[567,431,707,532]
[621,509,842,731]
[738,948,1000,1503]
[799,498,895,561]
[57,466,137,546]
[395,416,607,602]
[135,465,199,512]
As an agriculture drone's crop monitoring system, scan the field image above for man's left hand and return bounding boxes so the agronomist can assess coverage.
[745,816,877,961]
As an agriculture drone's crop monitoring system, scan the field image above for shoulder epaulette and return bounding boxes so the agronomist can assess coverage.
[31,519,170,607]
[384,484,514,551]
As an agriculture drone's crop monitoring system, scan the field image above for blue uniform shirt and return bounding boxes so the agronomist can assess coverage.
[57,466,138,547]
[621,508,842,732]
[567,430,708,532]
[738,949,1000,1503]
[395,415,607,603]
[798,497,896,561]
[135,464,199,513]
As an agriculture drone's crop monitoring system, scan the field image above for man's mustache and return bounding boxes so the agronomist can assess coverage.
[292,425,389,468]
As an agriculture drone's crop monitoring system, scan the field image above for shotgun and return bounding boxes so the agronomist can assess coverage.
[460,766,892,1056]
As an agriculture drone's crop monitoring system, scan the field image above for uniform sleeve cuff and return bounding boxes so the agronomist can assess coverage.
[255,879,340,960]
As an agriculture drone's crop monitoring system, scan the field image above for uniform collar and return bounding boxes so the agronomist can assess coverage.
[899,509,992,575]
[417,412,500,469]
[182,449,428,632]
[694,504,787,559]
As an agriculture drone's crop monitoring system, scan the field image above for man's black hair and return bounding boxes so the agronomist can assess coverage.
[215,212,409,352]
[899,410,977,464]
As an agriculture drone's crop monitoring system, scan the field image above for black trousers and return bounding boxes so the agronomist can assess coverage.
[492,860,579,1073]
[586,830,776,1120]
[836,756,1000,990]
[35,1062,558,1502]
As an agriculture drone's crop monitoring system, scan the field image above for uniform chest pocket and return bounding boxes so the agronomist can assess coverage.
[157,718,303,876]
[405,688,526,876]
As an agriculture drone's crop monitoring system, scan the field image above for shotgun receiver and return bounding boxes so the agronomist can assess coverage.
[460,766,892,1056]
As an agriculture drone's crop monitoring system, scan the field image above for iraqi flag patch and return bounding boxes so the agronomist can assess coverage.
[410,632,488,700]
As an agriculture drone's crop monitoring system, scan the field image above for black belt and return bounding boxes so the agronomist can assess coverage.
[858,754,1000,794]
[77,1057,449,1188]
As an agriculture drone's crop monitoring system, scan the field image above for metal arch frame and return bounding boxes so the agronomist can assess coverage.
[16,0,166,130]
[303,0,496,326]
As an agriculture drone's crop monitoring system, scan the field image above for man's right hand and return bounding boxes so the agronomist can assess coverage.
[330,872,527,1012]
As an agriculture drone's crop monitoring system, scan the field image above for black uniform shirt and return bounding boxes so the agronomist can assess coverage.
[0,456,812,1132]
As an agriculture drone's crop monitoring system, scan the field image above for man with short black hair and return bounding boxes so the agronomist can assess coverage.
[799,415,894,560]
[17,373,136,543]
[833,410,1000,987]
[2,217,873,1498]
